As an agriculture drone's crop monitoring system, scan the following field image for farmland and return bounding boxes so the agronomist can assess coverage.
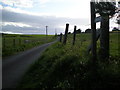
[2,34,57,57]
[18,33,120,89]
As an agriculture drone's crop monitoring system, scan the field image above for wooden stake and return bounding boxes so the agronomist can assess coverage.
[60,33,63,42]
[73,26,77,45]
[63,23,69,45]
[91,2,97,61]
[100,15,109,59]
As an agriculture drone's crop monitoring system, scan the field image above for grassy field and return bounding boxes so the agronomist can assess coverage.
[18,33,120,89]
[2,34,57,57]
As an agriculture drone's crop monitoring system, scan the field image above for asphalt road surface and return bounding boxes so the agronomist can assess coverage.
[2,40,57,89]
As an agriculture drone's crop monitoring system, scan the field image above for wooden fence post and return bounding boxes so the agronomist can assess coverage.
[91,2,97,61]
[63,23,69,45]
[73,26,77,45]
[60,33,63,42]
[100,15,109,59]
[87,30,101,53]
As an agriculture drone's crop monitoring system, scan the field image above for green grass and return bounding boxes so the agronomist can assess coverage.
[2,34,56,57]
[109,33,120,56]
[18,33,120,89]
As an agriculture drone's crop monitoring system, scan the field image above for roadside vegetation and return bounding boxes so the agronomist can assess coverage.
[2,34,56,57]
[18,33,120,89]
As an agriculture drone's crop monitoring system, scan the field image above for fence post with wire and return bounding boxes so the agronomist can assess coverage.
[73,26,77,45]
[63,23,69,45]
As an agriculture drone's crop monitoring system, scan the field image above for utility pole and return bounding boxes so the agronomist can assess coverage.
[46,26,48,36]
[55,28,57,35]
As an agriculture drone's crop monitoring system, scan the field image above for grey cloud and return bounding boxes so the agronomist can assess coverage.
[2,25,46,34]
[2,8,90,34]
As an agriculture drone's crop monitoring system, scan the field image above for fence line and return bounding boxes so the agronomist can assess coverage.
[60,33,63,42]
[72,26,77,45]
[91,2,97,61]
[63,23,69,45]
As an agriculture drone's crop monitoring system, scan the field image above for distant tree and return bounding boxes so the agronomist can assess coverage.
[76,29,81,34]
[55,33,57,37]
[116,1,120,24]
[95,1,116,17]
[112,27,120,31]
[68,32,71,34]
[85,29,91,33]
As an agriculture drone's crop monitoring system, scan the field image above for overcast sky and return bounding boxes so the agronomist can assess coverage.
[0,0,119,35]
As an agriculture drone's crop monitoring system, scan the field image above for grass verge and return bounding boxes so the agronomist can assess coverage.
[18,41,120,89]
[2,34,57,57]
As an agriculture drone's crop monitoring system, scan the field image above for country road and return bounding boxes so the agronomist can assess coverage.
[2,40,58,89]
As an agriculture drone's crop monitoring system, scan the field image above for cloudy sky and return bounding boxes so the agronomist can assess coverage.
[0,0,118,35]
